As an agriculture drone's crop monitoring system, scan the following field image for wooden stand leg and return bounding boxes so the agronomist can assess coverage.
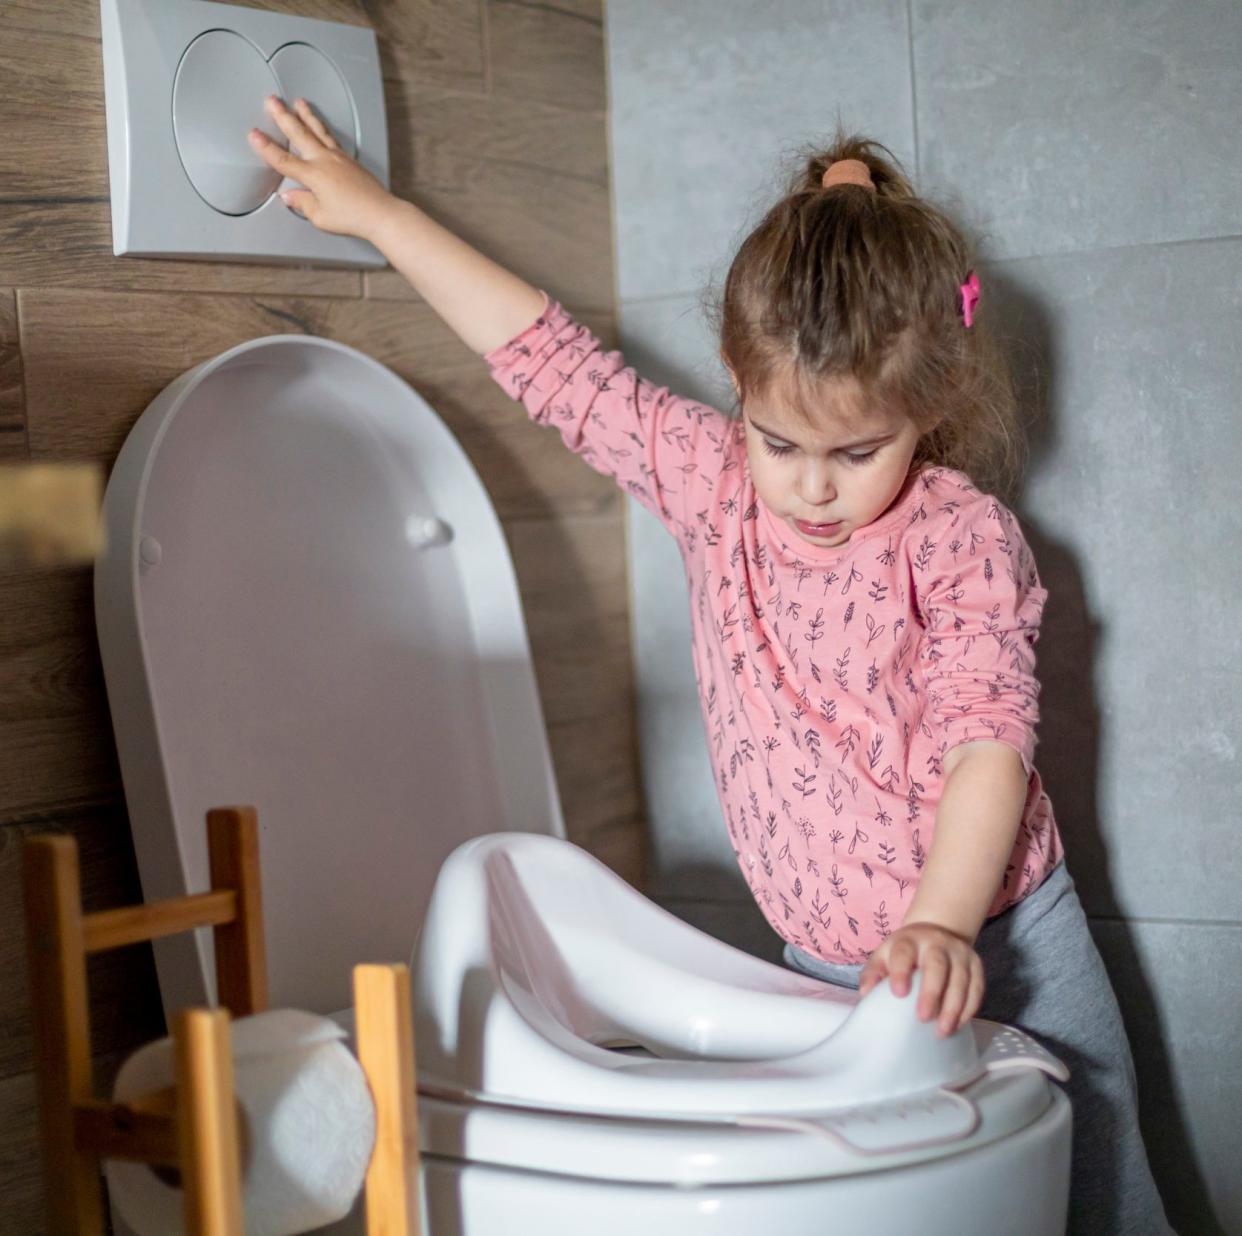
[354,963,421,1236]
[173,1008,244,1235]
[207,806,268,1017]
[22,835,105,1236]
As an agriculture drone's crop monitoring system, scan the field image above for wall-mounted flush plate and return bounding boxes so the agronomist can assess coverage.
[100,0,389,268]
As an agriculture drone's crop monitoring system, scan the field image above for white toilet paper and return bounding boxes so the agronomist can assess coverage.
[105,1009,376,1236]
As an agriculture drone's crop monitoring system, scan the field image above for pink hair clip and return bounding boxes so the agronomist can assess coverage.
[960,270,980,328]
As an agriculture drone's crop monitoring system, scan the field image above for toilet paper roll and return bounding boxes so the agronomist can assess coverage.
[105,1009,376,1236]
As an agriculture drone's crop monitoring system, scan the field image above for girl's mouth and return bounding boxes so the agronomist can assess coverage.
[794,518,843,538]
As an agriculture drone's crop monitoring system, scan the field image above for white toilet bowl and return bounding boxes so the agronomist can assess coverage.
[94,336,1072,1235]
[387,830,1072,1235]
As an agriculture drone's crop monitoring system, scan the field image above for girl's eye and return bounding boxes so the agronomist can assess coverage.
[758,439,879,464]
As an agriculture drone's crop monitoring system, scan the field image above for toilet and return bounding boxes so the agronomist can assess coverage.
[94,335,1072,1235]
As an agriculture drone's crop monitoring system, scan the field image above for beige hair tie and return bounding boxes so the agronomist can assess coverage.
[821,158,875,191]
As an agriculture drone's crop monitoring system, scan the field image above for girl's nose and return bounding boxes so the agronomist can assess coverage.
[799,460,836,506]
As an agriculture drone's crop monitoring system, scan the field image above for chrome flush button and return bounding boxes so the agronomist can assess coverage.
[171,29,285,215]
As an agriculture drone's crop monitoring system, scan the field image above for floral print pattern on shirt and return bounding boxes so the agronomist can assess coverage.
[484,291,1064,964]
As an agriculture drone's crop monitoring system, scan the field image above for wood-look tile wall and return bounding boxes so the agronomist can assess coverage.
[0,1,644,1225]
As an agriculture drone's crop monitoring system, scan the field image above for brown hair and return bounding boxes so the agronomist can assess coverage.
[702,127,1027,501]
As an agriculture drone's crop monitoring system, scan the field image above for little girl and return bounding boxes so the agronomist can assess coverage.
[250,99,1175,1235]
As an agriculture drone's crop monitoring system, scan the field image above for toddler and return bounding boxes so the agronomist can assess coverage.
[249,97,1175,1235]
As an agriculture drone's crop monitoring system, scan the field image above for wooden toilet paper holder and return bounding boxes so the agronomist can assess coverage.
[23,804,421,1235]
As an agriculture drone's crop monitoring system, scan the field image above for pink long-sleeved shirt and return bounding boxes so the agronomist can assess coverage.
[484,290,1064,964]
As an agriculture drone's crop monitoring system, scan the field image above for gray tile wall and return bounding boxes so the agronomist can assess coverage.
[604,2,1240,1231]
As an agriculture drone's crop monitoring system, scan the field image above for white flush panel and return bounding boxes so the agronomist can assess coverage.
[100,0,389,268]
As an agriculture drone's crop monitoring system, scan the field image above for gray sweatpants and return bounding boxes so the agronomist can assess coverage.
[782,858,1176,1236]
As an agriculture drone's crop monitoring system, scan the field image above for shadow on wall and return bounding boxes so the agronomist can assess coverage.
[995,269,1223,1235]
[653,867,789,967]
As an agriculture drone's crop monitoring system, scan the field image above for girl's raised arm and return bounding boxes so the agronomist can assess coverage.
[248,94,547,355]
[249,94,735,550]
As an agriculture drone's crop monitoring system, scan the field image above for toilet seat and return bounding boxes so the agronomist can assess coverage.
[406,1071,1069,1186]
[401,831,1070,1180]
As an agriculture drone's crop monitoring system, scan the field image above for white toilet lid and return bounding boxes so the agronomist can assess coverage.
[95,335,565,1018]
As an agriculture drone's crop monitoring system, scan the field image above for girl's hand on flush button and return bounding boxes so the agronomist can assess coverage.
[248,95,396,244]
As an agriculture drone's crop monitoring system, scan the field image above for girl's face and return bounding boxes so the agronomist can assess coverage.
[730,369,925,549]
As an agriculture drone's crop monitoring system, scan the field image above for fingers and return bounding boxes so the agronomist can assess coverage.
[280,187,314,220]
[247,126,310,180]
[262,94,322,156]
[964,958,986,1025]
[293,97,339,150]
[937,954,972,1037]
[886,935,917,996]
[858,928,983,1037]
[915,945,949,1022]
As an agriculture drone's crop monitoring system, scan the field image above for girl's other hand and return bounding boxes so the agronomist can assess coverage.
[248,95,397,244]
[857,922,985,1037]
